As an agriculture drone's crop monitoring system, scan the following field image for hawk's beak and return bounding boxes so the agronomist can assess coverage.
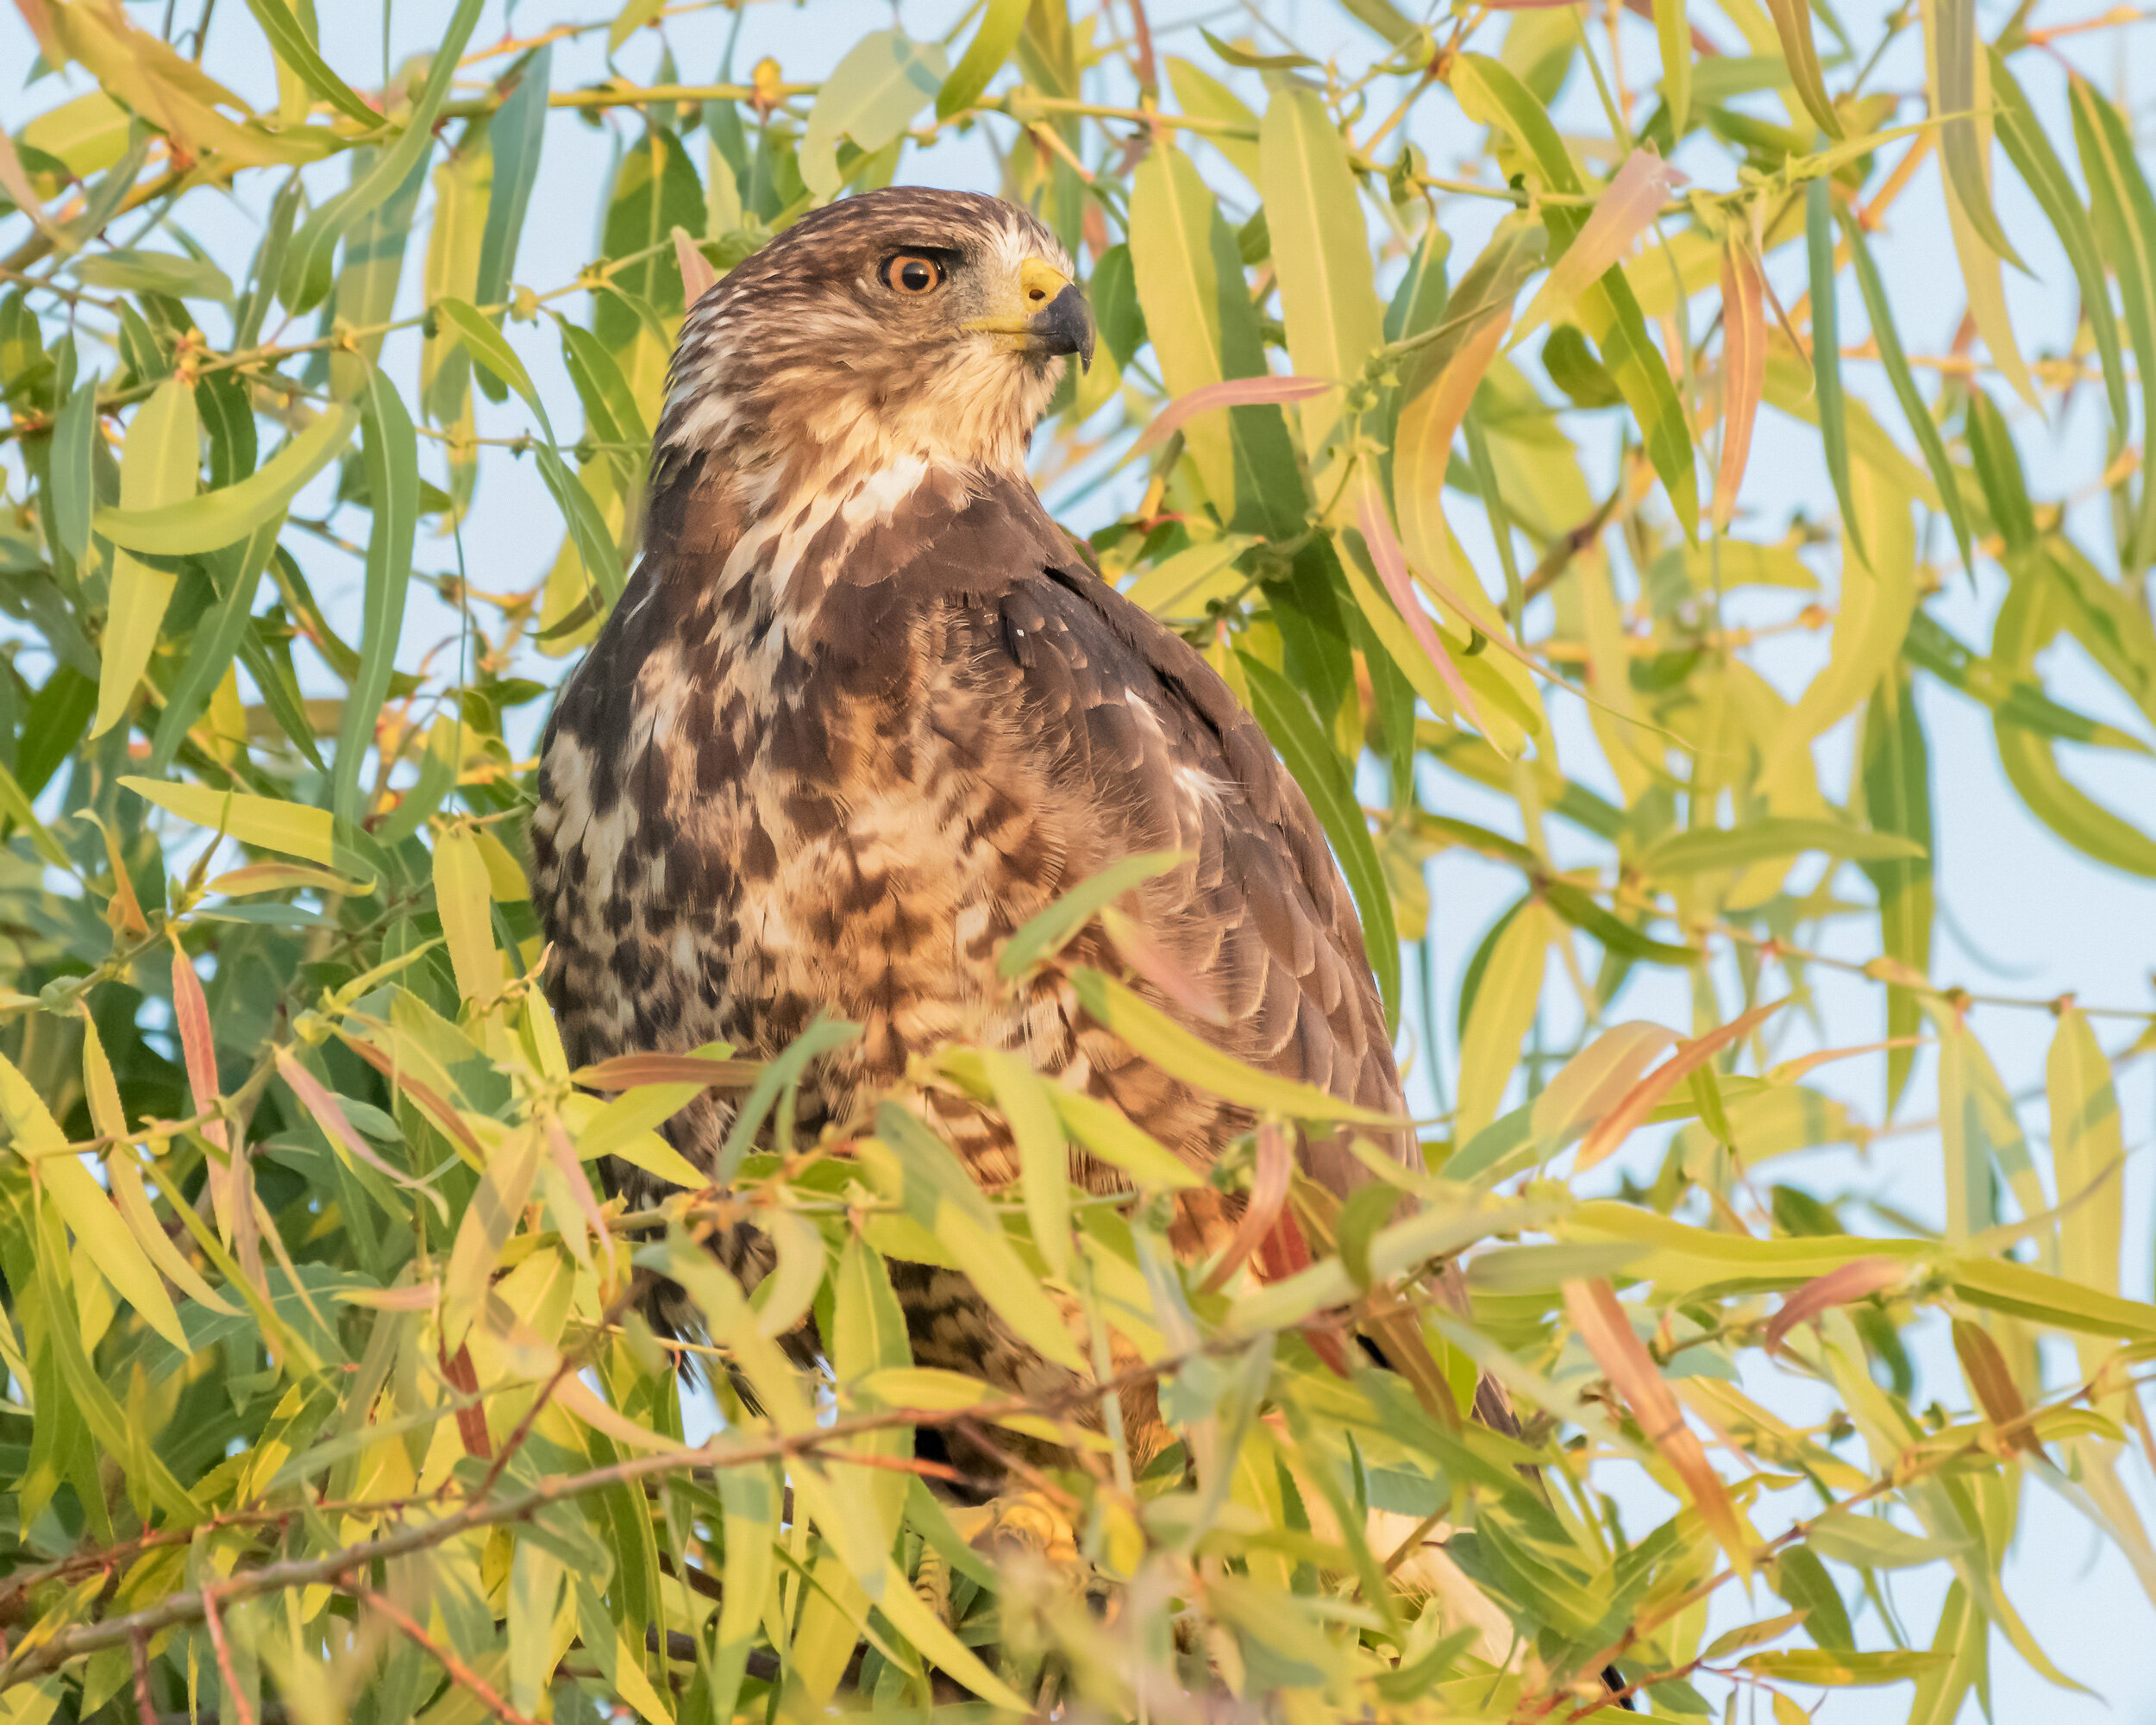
[967,255,1095,373]
[1033,281,1094,373]
[1022,258,1094,373]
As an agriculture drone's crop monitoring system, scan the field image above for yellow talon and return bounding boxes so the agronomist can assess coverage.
[946,1490,1082,1573]
[913,1540,953,1626]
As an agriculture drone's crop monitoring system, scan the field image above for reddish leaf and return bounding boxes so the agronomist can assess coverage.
[1134,374,1333,454]
[1952,1317,2040,1454]
[1573,997,1789,1172]
[340,1032,487,1160]
[572,1052,763,1091]
[86,812,148,936]
[1764,1257,1910,1354]
[1567,1276,1750,1571]
[1715,238,1766,530]
[1520,149,1686,339]
[1100,905,1226,1026]
[274,1047,445,1217]
[543,1113,612,1286]
[438,1341,493,1458]
[171,945,220,1127]
[675,225,718,304]
[1357,492,1493,739]
[1200,1117,1294,1295]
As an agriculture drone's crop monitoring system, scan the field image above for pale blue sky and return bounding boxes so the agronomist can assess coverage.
[6,0,2154,1714]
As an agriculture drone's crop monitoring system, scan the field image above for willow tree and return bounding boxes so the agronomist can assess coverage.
[0,0,2149,1721]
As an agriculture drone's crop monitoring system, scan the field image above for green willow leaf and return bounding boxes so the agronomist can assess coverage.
[1065,969,1400,1126]
[1858,663,1934,1114]
[278,0,484,313]
[474,44,550,325]
[420,120,492,429]
[48,374,95,563]
[1453,55,1698,536]
[1129,141,1306,536]
[831,1233,911,1538]
[558,314,650,499]
[242,0,385,130]
[1948,1252,2156,1342]
[1838,209,1975,574]
[1166,57,1263,186]
[1808,179,1864,568]
[1238,655,1399,1027]
[92,377,198,739]
[1741,1648,1946,1685]
[716,1015,863,1182]
[1200,27,1317,71]
[937,0,1028,118]
[234,170,303,350]
[1990,562,2156,877]
[1656,0,1691,137]
[2068,74,2156,569]
[997,850,1188,977]
[799,31,946,199]
[147,517,285,778]
[330,368,417,826]
[871,1103,1087,1371]
[196,370,257,488]
[711,1456,780,1721]
[1639,818,1925,875]
[1934,1012,2049,1252]
[97,402,355,555]
[1964,386,2034,554]
[1454,900,1551,1145]
[1922,0,2018,266]
[976,1049,1073,1277]
[1261,85,1382,458]
[1764,0,1841,137]
[69,248,232,304]
[1990,52,2127,441]
[1904,610,2145,752]
[2046,1005,2124,1371]
[438,297,627,602]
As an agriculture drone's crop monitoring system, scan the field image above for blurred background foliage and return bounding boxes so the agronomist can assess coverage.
[0,0,2150,1721]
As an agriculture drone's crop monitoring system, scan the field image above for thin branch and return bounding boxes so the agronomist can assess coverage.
[349,1586,541,1725]
[200,1590,255,1725]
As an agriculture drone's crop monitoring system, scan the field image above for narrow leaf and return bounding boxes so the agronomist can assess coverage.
[1516,149,1684,342]
[1808,179,1865,567]
[96,402,356,555]
[1567,1276,1751,1569]
[93,378,199,737]
[1714,237,1764,530]
[1575,997,1789,1171]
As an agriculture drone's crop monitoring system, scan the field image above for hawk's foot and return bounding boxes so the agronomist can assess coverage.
[948,1490,1082,1574]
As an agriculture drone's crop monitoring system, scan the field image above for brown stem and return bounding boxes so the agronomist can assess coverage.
[130,1628,155,1725]
[350,1586,541,1725]
[200,1590,255,1725]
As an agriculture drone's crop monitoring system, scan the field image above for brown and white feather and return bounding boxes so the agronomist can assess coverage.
[532,189,1408,1469]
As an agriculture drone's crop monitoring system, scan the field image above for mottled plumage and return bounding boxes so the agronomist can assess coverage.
[532,188,1408,1471]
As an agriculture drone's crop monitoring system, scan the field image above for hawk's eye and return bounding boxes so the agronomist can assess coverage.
[882,253,944,295]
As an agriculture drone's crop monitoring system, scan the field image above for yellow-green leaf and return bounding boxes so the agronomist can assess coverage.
[122,776,334,865]
[1260,85,1382,458]
[93,379,199,737]
[1067,969,1400,1126]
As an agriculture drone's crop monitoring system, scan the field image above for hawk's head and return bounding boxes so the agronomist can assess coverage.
[655,188,1092,489]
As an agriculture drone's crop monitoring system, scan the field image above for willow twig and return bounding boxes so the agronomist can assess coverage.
[349,1586,541,1725]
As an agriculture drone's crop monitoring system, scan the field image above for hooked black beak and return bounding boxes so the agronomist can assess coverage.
[1033,283,1094,373]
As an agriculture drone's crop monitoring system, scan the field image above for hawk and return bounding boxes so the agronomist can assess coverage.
[531,185,1634,1698]
[534,185,1432,1466]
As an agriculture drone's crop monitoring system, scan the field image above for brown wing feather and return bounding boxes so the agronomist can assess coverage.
[938,512,1409,1198]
